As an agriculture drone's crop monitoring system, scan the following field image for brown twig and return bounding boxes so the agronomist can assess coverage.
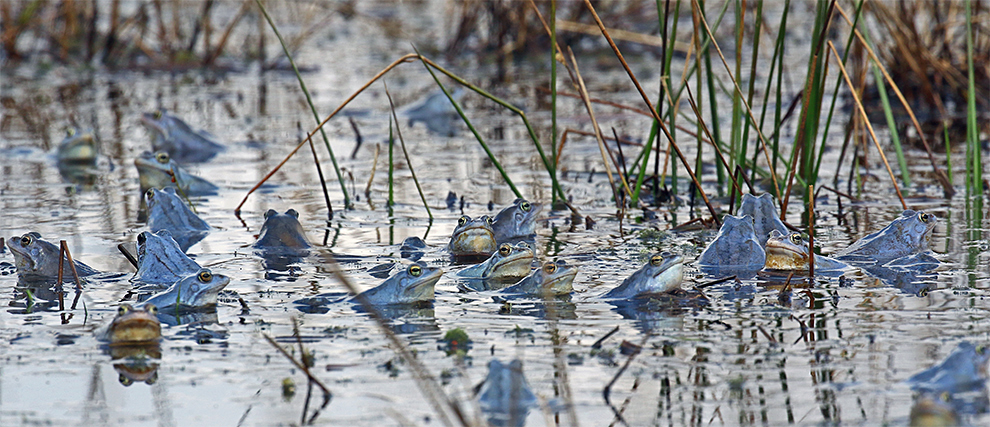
[808,185,815,279]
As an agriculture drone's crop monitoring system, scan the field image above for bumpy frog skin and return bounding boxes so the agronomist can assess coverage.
[134,151,218,196]
[835,210,938,265]
[56,128,98,164]
[8,232,99,279]
[448,215,497,258]
[738,193,789,247]
[457,242,534,281]
[604,252,684,299]
[140,109,225,163]
[145,187,210,252]
[764,230,848,271]
[491,199,542,244]
[356,262,443,305]
[697,215,766,267]
[477,359,538,424]
[253,209,311,255]
[98,303,162,344]
[141,268,230,311]
[132,230,202,286]
[907,341,990,394]
[502,260,577,297]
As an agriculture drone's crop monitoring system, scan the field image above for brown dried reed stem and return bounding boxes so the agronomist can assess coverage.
[827,41,906,209]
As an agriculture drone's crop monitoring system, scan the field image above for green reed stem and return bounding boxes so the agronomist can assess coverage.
[387,118,395,211]
[255,0,350,209]
[753,0,787,187]
[736,0,762,203]
[872,63,910,187]
[965,0,982,194]
[385,85,432,220]
[943,122,953,186]
[550,0,559,205]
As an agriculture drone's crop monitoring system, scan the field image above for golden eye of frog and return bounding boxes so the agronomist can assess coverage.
[448,215,497,260]
[835,210,938,265]
[356,262,443,305]
[604,252,684,299]
[105,303,162,344]
[491,199,542,244]
[764,230,848,271]
[457,242,535,282]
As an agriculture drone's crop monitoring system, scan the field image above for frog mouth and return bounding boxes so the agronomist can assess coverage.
[764,241,808,269]
[492,251,534,275]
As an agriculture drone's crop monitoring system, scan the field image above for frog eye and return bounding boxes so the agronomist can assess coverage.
[977,344,987,355]
[20,235,33,246]
[789,233,803,244]
[67,128,76,137]
[153,110,162,120]
[484,216,493,226]
[650,254,664,266]
[409,264,423,277]
[146,304,158,315]
[498,244,512,256]
[264,209,277,219]
[155,152,169,163]
[543,262,557,274]
[920,212,933,223]
[119,374,134,386]
[145,188,155,200]
[197,270,213,282]
[940,391,951,403]
[458,216,469,226]
[118,305,130,316]
[520,201,531,212]
[286,209,299,219]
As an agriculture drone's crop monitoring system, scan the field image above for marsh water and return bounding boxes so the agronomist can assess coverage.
[2,2,989,426]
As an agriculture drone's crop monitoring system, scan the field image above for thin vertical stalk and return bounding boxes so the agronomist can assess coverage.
[550,0,559,205]
[385,85,432,220]
[964,0,981,194]
[255,0,350,209]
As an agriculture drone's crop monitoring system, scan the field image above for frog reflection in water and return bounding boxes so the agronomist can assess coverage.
[835,210,938,265]
[145,187,210,252]
[697,215,765,268]
[141,109,225,163]
[141,268,230,311]
[604,252,684,299]
[96,304,162,344]
[134,151,218,196]
[477,359,538,427]
[131,230,201,287]
[491,199,542,244]
[764,230,848,272]
[448,215,497,261]
[737,193,789,246]
[457,242,534,283]
[8,232,99,279]
[502,260,577,297]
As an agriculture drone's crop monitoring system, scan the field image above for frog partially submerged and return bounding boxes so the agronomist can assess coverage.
[491,199,542,244]
[96,303,162,344]
[764,229,848,272]
[835,210,938,265]
[253,209,311,256]
[907,341,989,394]
[477,359,538,427]
[56,128,98,165]
[134,151,218,196]
[603,252,684,299]
[457,242,534,283]
[909,392,960,427]
[738,193,789,246]
[141,268,230,312]
[502,260,577,297]
[448,215,497,262]
[131,230,201,287]
[697,215,765,269]
[141,109,225,163]
[356,262,443,305]
[145,187,210,252]
[8,232,99,280]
